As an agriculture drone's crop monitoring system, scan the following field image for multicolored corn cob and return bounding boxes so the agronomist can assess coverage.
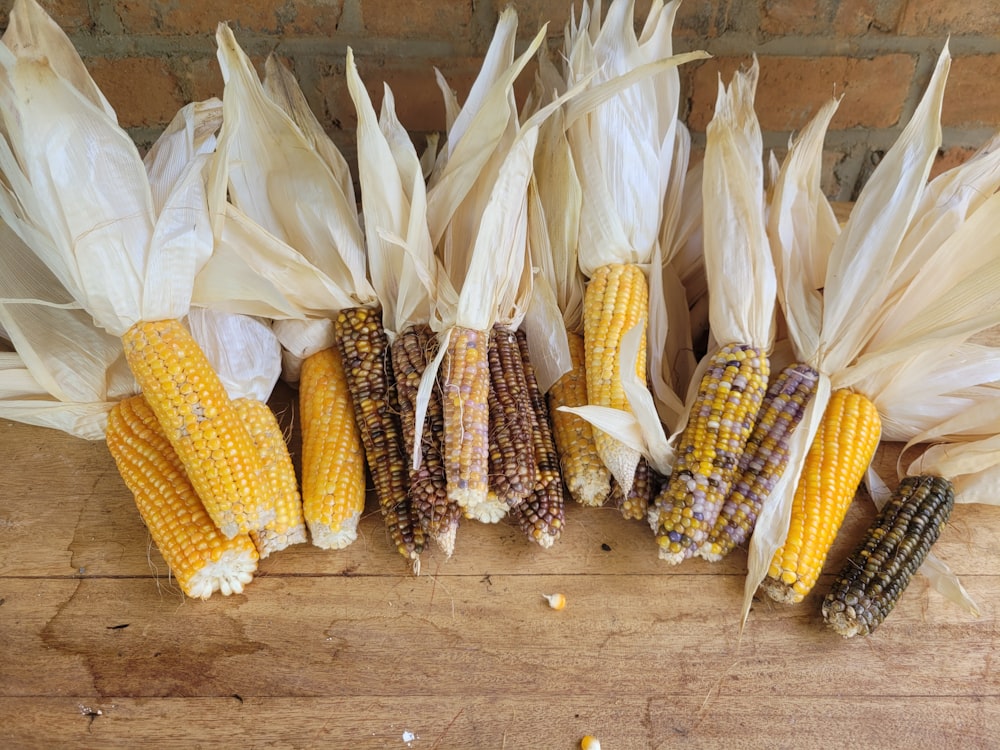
[441,326,491,520]
[612,457,662,522]
[334,306,424,566]
[106,395,258,599]
[391,324,459,558]
[583,262,649,495]
[510,329,565,548]
[299,346,366,550]
[698,362,820,561]
[762,388,882,603]
[486,324,536,512]
[235,397,307,558]
[121,318,271,539]
[823,475,954,637]
[653,343,769,564]
[547,331,613,507]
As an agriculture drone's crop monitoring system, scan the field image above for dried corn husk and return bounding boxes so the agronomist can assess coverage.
[743,44,1000,627]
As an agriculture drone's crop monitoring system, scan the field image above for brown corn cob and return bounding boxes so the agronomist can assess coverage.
[334,307,424,567]
[390,324,460,558]
[823,475,954,638]
[487,323,536,511]
[510,329,565,548]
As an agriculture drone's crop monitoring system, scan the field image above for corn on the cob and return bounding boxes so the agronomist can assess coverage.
[548,331,613,507]
[391,324,459,557]
[121,318,271,539]
[487,324,536,511]
[299,346,366,550]
[612,457,662,522]
[441,325,491,519]
[583,263,649,494]
[334,307,424,564]
[653,343,769,564]
[234,397,307,558]
[699,362,820,561]
[822,475,954,637]
[106,395,258,599]
[510,328,565,547]
[762,388,882,603]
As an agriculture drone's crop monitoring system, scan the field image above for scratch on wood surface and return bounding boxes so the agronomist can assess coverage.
[430,706,464,749]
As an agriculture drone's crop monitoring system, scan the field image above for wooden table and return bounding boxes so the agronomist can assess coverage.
[2,385,998,748]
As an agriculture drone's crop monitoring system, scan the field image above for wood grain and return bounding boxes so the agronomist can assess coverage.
[2,387,999,748]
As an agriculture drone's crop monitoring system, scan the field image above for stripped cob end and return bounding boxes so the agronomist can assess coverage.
[335,307,423,563]
[121,319,270,538]
[235,398,307,558]
[107,395,258,599]
[510,329,565,548]
[390,325,461,558]
[611,457,662,522]
[442,326,491,519]
[299,347,366,551]
[698,362,820,562]
[583,263,648,495]
[823,475,954,637]
[654,343,769,564]
[548,331,612,507]
[762,389,882,603]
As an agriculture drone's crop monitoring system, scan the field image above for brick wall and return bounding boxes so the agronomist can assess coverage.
[5,0,1000,200]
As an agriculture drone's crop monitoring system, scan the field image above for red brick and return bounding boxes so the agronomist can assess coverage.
[759,0,903,37]
[0,0,93,30]
[686,55,915,132]
[494,0,573,37]
[942,55,1000,128]
[315,53,537,134]
[361,0,473,40]
[113,0,344,36]
[85,57,187,129]
[674,0,739,39]
[929,146,977,181]
[898,2,1000,35]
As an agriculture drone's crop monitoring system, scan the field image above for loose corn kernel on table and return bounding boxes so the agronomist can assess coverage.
[2,378,999,749]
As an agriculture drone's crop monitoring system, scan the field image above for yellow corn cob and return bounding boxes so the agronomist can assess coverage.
[299,346,366,550]
[652,343,769,564]
[548,330,613,507]
[106,395,258,599]
[334,307,424,565]
[441,325,491,519]
[234,397,307,558]
[583,263,648,494]
[762,389,882,604]
[121,319,271,539]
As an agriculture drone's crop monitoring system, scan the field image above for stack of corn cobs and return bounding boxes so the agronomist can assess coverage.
[3,0,1000,639]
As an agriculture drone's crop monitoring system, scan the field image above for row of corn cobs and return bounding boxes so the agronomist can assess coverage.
[0,0,973,639]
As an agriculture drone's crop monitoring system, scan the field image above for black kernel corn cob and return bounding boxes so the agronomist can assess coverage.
[334,307,424,567]
[822,475,955,638]
[510,329,565,548]
[486,324,537,512]
[698,362,820,561]
[390,324,460,558]
[653,343,769,564]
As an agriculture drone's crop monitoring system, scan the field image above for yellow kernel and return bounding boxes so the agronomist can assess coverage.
[542,593,566,611]
[581,736,601,750]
